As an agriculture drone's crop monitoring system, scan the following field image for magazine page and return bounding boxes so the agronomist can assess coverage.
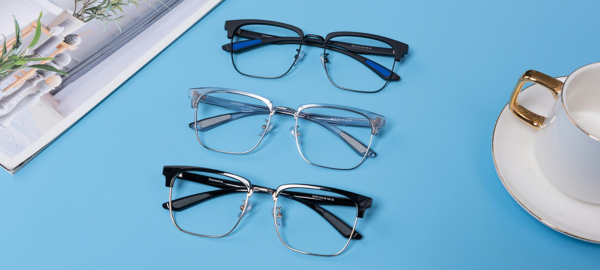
[0,0,223,173]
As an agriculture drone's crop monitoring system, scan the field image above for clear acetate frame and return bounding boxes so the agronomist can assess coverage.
[189,87,386,170]
[162,166,373,256]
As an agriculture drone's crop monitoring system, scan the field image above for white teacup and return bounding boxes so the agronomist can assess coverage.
[510,63,600,204]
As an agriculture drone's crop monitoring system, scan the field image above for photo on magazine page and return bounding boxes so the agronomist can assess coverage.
[0,0,222,174]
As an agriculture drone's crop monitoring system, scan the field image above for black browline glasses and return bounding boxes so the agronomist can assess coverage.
[162,166,372,256]
[222,19,409,93]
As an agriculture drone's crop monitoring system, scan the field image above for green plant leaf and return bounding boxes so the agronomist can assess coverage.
[12,16,22,52]
[22,57,54,62]
[28,12,44,48]
[74,0,151,24]
[0,60,16,72]
[1,36,6,62]
[14,60,28,66]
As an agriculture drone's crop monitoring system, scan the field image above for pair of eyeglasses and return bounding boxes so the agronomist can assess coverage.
[162,166,372,256]
[188,88,386,170]
[222,19,409,93]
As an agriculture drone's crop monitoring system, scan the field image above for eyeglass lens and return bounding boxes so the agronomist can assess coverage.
[194,92,271,154]
[274,187,359,255]
[231,24,302,78]
[296,107,374,169]
[324,36,396,92]
[169,171,249,237]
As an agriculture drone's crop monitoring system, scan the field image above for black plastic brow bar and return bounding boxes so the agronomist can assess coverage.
[162,168,372,239]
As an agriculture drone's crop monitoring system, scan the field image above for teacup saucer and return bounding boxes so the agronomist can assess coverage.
[492,76,600,243]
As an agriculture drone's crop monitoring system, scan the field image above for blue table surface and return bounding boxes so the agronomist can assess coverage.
[2,0,600,268]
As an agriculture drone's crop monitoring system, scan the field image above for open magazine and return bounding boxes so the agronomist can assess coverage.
[0,0,223,174]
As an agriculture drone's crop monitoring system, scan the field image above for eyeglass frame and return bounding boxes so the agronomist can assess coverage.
[222,19,410,93]
[189,87,386,170]
[162,165,373,256]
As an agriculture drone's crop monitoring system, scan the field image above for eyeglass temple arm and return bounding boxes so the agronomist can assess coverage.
[221,30,400,81]
[162,173,363,239]
[189,94,271,131]
[288,197,363,239]
[189,111,268,132]
[302,116,377,158]
[163,187,246,211]
[231,29,396,56]
[189,95,377,157]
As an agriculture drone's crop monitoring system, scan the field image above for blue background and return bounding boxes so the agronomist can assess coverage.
[1,0,600,268]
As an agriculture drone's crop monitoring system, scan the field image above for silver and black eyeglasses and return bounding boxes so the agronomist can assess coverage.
[162,166,372,256]
[222,19,409,93]
[188,88,386,170]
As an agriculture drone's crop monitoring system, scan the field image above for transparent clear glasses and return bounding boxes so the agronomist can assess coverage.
[163,166,373,256]
[189,88,386,170]
[223,19,409,93]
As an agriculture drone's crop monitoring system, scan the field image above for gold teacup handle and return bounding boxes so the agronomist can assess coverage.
[509,70,564,129]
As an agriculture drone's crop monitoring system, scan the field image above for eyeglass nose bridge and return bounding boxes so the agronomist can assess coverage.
[253,186,274,194]
[273,106,297,117]
[303,34,325,45]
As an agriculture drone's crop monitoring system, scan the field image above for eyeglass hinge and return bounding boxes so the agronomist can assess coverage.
[371,117,385,135]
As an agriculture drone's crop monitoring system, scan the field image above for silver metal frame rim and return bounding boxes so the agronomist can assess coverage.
[273,184,359,256]
[294,106,375,170]
[168,170,253,238]
[194,89,275,154]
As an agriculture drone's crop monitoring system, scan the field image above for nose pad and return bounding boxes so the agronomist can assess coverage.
[271,207,283,226]
[320,53,329,70]
[290,125,302,145]
[237,200,253,218]
[258,119,273,136]
[293,49,305,67]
